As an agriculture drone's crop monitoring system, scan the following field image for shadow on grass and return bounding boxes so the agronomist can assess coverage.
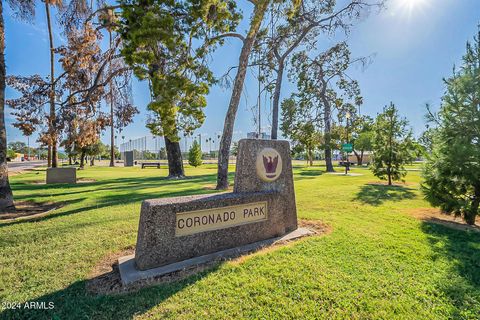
[297,169,324,177]
[354,184,416,206]
[421,222,480,318]
[11,173,219,195]
[0,265,220,320]
[2,173,233,229]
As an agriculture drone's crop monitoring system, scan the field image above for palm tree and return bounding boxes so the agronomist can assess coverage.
[98,8,117,167]
[44,0,63,168]
[0,0,35,211]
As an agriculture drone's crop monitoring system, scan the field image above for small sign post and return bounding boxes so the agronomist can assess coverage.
[342,143,353,175]
[342,143,353,153]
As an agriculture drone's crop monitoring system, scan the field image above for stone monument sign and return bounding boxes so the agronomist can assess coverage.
[46,167,77,184]
[119,139,305,284]
[123,151,134,167]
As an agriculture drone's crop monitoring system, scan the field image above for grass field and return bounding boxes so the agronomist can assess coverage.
[1,164,479,319]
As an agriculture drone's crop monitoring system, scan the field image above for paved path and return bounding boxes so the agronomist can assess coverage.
[8,161,47,172]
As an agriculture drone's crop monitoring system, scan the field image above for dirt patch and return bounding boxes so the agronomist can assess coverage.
[0,201,62,220]
[86,246,221,296]
[86,219,330,295]
[407,207,480,232]
[299,219,332,235]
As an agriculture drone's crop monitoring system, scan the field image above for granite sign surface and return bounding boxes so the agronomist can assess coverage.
[175,201,267,236]
[123,139,298,273]
[46,167,77,184]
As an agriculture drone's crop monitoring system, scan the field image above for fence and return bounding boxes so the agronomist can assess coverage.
[119,132,247,162]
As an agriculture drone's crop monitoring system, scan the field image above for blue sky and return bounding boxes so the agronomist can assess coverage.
[4,0,480,151]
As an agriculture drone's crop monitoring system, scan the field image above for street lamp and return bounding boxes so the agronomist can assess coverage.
[27,135,30,161]
[345,111,351,175]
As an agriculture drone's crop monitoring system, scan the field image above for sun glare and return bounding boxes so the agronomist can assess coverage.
[397,0,428,14]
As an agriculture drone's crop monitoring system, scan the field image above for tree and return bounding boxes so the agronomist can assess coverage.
[159,147,167,160]
[86,140,107,166]
[76,118,107,169]
[7,1,135,167]
[8,14,135,170]
[421,29,480,225]
[7,149,16,160]
[120,0,239,179]
[418,126,435,155]
[216,0,295,190]
[351,115,373,165]
[43,0,90,167]
[253,0,377,140]
[44,0,64,168]
[289,42,364,172]
[102,144,120,160]
[97,8,139,167]
[281,97,321,166]
[188,140,202,167]
[370,103,415,185]
[0,0,35,211]
[7,141,27,153]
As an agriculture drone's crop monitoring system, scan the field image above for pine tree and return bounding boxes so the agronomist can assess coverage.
[188,140,202,167]
[421,28,480,225]
[371,103,415,185]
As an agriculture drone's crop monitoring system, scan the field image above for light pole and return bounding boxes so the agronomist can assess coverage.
[27,135,30,161]
[184,133,187,153]
[345,111,351,175]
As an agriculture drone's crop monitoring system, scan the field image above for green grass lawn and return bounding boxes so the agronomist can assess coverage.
[1,164,479,319]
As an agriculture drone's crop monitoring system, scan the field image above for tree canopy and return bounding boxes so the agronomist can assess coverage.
[188,140,202,167]
[370,103,415,185]
[119,0,240,141]
[421,28,480,225]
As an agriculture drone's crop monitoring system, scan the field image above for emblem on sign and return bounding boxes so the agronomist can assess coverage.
[256,148,282,182]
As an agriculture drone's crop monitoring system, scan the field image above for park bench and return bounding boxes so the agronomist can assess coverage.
[141,162,160,169]
[339,161,355,167]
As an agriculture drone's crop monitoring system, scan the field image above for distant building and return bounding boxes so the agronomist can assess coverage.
[247,132,271,140]
[11,153,24,162]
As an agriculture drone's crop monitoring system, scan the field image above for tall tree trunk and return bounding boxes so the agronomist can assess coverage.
[353,149,362,165]
[109,31,115,167]
[79,150,86,169]
[387,112,393,186]
[47,144,52,167]
[466,188,480,225]
[271,60,284,140]
[90,157,95,166]
[165,136,184,178]
[0,2,14,212]
[320,74,334,173]
[309,148,313,166]
[109,97,115,166]
[45,3,57,168]
[323,101,334,172]
[216,0,269,190]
